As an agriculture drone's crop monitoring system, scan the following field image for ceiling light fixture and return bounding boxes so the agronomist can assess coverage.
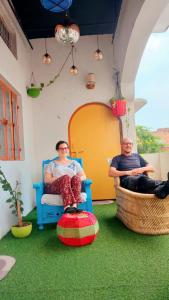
[42,38,52,64]
[55,14,80,45]
[70,45,78,75]
[93,35,103,61]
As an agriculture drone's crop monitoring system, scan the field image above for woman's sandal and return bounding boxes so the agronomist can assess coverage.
[75,208,83,213]
[64,207,77,214]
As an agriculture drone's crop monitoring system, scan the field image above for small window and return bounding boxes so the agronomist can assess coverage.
[0,80,21,160]
[0,15,17,58]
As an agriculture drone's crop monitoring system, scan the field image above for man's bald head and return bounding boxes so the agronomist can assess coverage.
[121,137,133,145]
[121,138,133,155]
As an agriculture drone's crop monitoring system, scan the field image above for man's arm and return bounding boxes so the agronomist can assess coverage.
[108,167,132,177]
[108,164,154,178]
[130,164,154,175]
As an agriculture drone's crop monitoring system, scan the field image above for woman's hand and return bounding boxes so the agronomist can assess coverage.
[44,172,57,184]
[77,171,86,181]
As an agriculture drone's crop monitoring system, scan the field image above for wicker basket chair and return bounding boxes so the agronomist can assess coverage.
[114,178,169,235]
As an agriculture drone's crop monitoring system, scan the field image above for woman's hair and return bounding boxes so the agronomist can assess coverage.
[55,140,68,150]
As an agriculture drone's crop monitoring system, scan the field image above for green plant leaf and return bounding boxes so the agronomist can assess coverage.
[9,204,15,208]
[6,198,13,203]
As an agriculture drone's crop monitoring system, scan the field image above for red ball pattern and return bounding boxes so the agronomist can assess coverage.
[57,211,99,246]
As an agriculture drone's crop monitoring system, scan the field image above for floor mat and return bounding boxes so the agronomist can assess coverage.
[0,256,16,280]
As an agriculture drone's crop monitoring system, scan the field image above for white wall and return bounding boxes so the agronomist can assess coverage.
[31,35,122,180]
[143,152,169,180]
[0,1,36,239]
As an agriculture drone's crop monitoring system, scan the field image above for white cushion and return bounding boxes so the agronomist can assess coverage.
[41,192,87,206]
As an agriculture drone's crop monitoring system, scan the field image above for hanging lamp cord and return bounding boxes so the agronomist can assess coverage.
[71,45,75,65]
[97,35,99,49]
[46,47,72,86]
[45,38,47,53]
[114,71,122,99]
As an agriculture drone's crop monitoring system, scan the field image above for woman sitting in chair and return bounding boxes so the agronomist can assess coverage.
[44,140,86,213]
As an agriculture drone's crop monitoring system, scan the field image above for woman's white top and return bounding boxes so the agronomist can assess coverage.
[45,160,83,179]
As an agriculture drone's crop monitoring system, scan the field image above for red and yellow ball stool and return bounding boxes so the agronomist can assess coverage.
[57,211,99,246]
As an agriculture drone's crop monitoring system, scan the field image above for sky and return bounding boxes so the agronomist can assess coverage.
[135,29,169,131]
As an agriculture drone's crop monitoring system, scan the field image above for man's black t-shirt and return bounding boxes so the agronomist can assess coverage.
[111,153,148,180]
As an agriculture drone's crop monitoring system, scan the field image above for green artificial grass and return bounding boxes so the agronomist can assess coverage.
[1,204,169,300]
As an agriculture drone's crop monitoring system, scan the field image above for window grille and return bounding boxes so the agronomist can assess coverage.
[0,80,21,160]
[0,15,17,58]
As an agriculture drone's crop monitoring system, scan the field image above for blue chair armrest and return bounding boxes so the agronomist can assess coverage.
[83,179,92,186]
[82,179,92,191]
[33,182,44,205]
[82,179,93,212]
[33,182,44,192]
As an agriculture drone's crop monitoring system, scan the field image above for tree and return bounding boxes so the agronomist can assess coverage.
[136,125,165,154]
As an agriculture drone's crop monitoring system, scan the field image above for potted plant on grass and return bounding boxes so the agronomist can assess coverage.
[109,70,126,117]
[0,167,32,238]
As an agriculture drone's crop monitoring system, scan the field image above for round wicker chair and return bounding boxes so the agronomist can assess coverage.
[115,179,169,235]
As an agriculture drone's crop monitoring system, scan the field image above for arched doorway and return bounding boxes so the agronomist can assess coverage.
[68,102,121,200]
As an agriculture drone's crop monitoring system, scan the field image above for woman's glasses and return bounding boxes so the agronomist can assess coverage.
[58,147,69,151]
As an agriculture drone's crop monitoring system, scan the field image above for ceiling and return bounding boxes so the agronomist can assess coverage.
[9,0,123,40]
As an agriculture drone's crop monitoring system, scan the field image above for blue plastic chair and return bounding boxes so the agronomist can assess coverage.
[33,157,93,230]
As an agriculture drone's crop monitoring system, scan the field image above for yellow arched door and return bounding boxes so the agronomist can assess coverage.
[68,103,121,200]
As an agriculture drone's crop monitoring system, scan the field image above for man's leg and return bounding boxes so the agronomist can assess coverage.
[121,176,141,192]
[122,174,169,199]
[154,172,169,199]
[121,175,163,193]
[136,175,163,193]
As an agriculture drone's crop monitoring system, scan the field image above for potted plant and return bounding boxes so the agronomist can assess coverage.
[0,167,32,238]
[26,72,44,98]
[27,82,44,98]
[109,70,127,117]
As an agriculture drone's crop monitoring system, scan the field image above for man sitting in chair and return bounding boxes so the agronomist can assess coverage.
[108,137,169,199]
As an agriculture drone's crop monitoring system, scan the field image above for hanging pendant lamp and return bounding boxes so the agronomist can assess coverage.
[69,45,78,75]
[93,35,103,61]
[42,38,52,64]
[55,15,80,45]
[40,0,73,13]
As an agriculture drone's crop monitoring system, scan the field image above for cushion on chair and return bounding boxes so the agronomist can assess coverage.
[41,192,87,206]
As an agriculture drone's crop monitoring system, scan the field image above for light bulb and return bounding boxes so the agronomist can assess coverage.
[94,49,103,61]
[70,65,78,75]
[42,53,52,64]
